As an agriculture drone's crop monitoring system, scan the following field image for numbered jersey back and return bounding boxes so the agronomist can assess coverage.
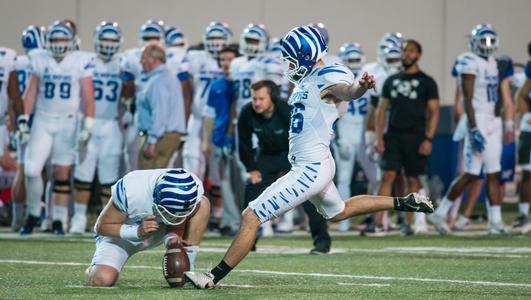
[0,47,16,117]
[187,50,222,118]
[455,52,498,116]
[93,55,122,119]
[30,50,95,116]
[288,64,355,163]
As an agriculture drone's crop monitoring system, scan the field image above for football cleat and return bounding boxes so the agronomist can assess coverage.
[310,247,330,255]
[52,220,65,235]
[428,213,451,235]
[453,215,470,231]
[511,215,531,235]
[19,215,40,235]
[184,271,215,289]
[488,221,510,235]
[394,193,434,213]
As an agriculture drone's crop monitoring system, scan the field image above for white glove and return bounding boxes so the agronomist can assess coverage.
[16,115,31,146]
[78,117,94,149]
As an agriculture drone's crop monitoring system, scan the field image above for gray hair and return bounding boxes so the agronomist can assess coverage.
[142,42,166,63]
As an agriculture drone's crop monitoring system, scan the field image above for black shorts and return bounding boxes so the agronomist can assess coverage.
[380,132,428,176]
[518,131,531,167]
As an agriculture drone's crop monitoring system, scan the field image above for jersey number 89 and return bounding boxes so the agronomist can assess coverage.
[44,81,71,100]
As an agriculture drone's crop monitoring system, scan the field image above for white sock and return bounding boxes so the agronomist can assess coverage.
[185,245,199,271]
[25,176,43,217]
[212,206,223,219]
[53,205,68,224]
[435,197,453,217]
[489,205,502,224]
[74,203,87,217]
[518,203,529,217]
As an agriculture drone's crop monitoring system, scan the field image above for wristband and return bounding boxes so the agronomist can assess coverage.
[119,224,141,241]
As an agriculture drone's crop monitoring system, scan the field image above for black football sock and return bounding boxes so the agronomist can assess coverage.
[210,260,233,284]
[393,197,404,211]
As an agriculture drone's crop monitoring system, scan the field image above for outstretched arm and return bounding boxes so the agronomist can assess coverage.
[325,72,376,102]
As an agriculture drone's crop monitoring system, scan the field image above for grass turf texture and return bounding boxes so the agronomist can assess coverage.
[1,234,530,299]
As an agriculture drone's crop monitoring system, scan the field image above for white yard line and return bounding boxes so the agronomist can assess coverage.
[1,259,530,289]
[337,282,391,287]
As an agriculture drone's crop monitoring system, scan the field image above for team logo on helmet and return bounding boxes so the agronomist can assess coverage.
[152,169,200,225]
[21,25,46,53]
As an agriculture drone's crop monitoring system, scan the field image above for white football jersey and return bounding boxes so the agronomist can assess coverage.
[187,50,222,119]
[0,47,16,117]
[288,63,354,163]
[231,54,285,114]
[93,55,123,119]
[120,48,144,97]
[29,49,95,116]
[15,54,31,95]
[111,169,204,245]
[166,47,190,79]
[455,52,498,116]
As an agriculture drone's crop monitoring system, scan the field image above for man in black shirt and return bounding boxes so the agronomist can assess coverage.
[375,39,440,234]
[238,80,331,254]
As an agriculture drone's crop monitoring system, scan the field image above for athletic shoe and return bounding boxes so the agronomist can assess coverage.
[69,214,87,234]
[184,271,215,289]
[52,220,65,235]
[511,215,531,235]
[19,215,40,235]
[337,219,350,232]
[361,225,387,237]
[488,221,510,235]
[310,247,330,255]
[428,214,451,235]
[453,215,470,231]
[394,193,434,213]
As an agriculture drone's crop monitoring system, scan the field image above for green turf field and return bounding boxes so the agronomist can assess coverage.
[1,232,530,299]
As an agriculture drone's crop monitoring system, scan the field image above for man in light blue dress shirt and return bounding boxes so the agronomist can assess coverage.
[137,44,186,169]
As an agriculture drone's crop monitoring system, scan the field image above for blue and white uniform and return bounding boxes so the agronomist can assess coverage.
[0,48,16,158]
[455,51,501,175]
[14,53,32,163]
[249,64,355,222]
[231,54,285,114]
[182,50,222,180]
[90,169,204,272]
[74,55,123,184]
[24,49,95,176]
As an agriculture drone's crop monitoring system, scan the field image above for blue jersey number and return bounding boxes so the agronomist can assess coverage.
[290,103,305,134]
[234,78,252,100]
[347,97,368,115]
[94,80,119,102]
[486,83,498,103]
[16,71,27,94]
[44,81,71,100]
[199,77,212,98]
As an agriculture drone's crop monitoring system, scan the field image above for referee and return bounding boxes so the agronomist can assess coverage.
[238,80,332,254]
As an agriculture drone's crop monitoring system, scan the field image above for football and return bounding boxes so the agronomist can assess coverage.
[162,243,190,288]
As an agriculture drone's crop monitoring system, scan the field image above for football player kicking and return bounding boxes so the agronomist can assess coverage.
[185,25,434,289]
[85,168,210,287]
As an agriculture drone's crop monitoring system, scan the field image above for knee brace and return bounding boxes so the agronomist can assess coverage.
[53,180,71,194]
[74,179,92,192]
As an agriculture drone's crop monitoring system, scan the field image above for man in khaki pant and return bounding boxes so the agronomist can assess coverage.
[137,44,186,169]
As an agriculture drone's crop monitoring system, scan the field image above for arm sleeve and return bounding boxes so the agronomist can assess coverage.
[237,108,258,171]
[317,64,355,93]
[147,81,170,144]
[501,56,514,79]
[177,56,191,81]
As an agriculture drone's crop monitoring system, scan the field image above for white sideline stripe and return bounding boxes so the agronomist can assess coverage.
[220,284,256,288]
[1,259,531,289]
[337,282,391,287]
[66,285,116,289]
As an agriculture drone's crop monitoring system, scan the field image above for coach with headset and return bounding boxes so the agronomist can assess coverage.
[238,80,332,254]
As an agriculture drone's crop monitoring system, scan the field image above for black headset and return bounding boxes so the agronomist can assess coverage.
[261,80,281,103]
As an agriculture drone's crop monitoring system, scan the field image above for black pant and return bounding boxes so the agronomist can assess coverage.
[242,154,331,250]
